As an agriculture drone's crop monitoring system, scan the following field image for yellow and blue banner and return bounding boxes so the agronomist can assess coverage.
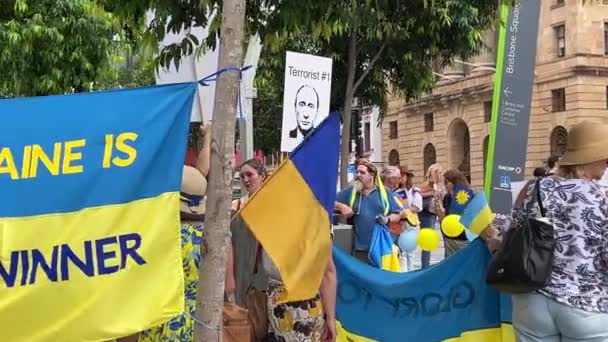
[334,240,514,341]
[460,192,494,235]
[237,112,340,302]
[0,83,196,341]
[368,223,400,272]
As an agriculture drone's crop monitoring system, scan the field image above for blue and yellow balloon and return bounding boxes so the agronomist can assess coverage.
[441,214,465,238]
[417,228,441,251]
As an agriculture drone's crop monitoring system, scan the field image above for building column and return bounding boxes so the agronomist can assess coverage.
[467,29,497,74]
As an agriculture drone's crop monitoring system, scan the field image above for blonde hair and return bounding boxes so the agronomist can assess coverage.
[556,163,604,180]
[425,163,444,183]
[556,165,582,179]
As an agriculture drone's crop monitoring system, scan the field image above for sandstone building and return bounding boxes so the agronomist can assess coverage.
[382,0,608,189]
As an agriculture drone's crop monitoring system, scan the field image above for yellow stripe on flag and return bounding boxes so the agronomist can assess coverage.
[336,320,377,342]
[337,321,515,342]
[469,205,494,235]
[240,160,331,302]
[0,192,184,342]
[443,324,515,341]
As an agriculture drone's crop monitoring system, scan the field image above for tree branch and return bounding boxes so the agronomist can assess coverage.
[351,42,387,95]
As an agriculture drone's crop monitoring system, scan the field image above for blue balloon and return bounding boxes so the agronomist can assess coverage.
[398,230,418,252]
[465,229,478,242]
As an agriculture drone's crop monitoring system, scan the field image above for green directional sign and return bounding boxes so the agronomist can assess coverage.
[484,0,541,229]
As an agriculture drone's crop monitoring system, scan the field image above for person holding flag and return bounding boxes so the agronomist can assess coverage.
[438,169,500,259]
[438,169,474,257]
[334,159,402,264]
[394,167,422,271]
[381,166,409,238]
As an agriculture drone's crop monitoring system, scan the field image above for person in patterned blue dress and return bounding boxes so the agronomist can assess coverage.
[509,121,608,341]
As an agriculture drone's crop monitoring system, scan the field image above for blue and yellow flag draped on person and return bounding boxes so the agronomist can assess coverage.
[334,240,515,342]
[368,223,400,272]
[0,83,195,341]
[237,112,340,302]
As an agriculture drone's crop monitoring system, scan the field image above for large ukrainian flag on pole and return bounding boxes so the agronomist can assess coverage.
[237,112,340,302]
[0,83,196,341]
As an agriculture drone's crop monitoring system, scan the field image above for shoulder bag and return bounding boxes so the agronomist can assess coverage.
[486,177,555,294]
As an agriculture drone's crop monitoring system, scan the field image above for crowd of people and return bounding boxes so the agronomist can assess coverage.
[115,120,608,342]
[334,159,499,271]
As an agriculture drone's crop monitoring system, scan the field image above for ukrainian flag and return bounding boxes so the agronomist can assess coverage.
[237,112,340,302]
[460,192,494,235]
[0,83,194,341]
[333,240,515,341]
[368,223,401,272]
[450,185,475,215]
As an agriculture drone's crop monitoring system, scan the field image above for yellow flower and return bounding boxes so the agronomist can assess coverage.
[309,302,323,317]
[278,311,294,332]
[455,190,470,205]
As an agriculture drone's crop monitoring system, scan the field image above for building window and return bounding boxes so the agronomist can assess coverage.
[604,23,608,55]
[555,25,565,57]
[423,143,437,173]
[483,136,490,178]
[388,149,400,166]
[551,88,566,112]
[483,101,492,123]
[550,126,568,158]
[555,0,564,5]
[389,121,398,139]
[424,112,434,132]
[364,122,371,151]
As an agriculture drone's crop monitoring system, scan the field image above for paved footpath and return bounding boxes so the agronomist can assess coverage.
[412,237,445,270]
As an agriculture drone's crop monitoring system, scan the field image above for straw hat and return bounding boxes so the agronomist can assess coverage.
[180,166,208,216]
[558,121,608,166]
[400,166,414,177]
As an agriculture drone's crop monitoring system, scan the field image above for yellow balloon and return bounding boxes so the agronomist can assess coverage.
[441,214,465,238]
[417,228,441,252]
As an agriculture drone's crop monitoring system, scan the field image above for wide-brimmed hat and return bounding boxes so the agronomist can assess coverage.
[180,166,207,216]
[399,166,414,177]
[558,121,608,166]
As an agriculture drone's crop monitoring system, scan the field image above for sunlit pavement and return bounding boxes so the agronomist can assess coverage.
[412,237,445,270]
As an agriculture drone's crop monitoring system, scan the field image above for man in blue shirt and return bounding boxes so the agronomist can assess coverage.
[334,159,402,263]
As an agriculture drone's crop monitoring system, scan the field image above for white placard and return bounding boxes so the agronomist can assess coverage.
[510,181,527,206]
[280,51,333,152]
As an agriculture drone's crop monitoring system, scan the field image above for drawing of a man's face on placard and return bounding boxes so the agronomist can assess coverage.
[294,85,319,134]
[280,51,333,152]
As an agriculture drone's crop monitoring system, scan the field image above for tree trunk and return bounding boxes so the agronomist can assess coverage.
[194,0,246,340]
[339,30,358,189]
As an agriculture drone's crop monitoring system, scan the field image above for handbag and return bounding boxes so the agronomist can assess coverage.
[486,177,555,294]
[246,241,269,342]
[246,287,268,342]
[223,303,251,342]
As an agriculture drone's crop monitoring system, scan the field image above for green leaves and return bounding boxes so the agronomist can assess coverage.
[0,0,127,97]
[249,0,500,123]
